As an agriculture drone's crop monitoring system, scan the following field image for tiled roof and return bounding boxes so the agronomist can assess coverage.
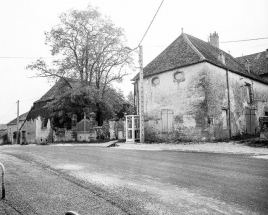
[236,51,268,76]
[133,33,267,84]
[139,34,202,77]
[7,112,28,125]
[26,101,51,121]
[36,78,79,103]
[27,78,85,121]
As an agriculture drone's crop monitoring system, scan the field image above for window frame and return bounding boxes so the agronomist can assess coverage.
[151,76,160,86]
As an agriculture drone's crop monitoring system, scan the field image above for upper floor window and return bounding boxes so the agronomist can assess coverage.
[173,71,185,82]
[151,77,160,86]
[245,83,252,104]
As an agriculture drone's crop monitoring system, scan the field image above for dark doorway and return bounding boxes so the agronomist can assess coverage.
[245,107,256,134]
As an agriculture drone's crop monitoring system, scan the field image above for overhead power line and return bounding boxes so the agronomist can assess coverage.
[0,103,16,121]
[0,56,57,59]
[221,37,268,43]
[20,97,40,102]
[0,97,40,107]
[138,0,165,46]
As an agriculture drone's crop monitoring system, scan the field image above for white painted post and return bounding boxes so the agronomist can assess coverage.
[139,46,144,143]
[0,163,5,199]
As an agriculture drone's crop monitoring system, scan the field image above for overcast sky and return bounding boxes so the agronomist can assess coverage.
[0,0,268,124]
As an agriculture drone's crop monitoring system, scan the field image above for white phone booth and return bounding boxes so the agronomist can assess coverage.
[125,115,140,143]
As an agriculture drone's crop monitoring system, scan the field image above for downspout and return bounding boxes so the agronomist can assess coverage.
[133,82,136,114]
[226,69,232,139]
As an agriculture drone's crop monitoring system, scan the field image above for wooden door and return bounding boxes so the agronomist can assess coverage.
[245,108,256,134]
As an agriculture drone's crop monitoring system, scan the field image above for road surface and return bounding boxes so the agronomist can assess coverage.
[0,144,267,214]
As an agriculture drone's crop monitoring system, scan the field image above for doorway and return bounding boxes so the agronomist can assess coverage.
[245,107,256,134]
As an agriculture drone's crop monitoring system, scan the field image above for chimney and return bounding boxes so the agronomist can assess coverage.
[218,52,225,65]
[209,32,219,48]
[245,59,250,73]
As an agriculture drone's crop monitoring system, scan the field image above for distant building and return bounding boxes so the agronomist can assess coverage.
[7,112,28,144]
[21,79,74,144]
[0,126,7,144]
[133,32,268,141]
[236,49,268,80]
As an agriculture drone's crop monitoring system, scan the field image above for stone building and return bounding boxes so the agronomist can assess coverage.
[20,78,74,144]
[236,49,268,81]
[7,112,28,144]
[133,32,268,141]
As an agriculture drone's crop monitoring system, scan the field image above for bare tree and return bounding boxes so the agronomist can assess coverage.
[27,4,134,96]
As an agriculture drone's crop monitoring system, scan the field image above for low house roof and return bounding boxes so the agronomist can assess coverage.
[7,112,28,125]
[27,78,80,121]
[36,78,78,103]
[133,33,267,84]
[0,124,7,130]
[0,129,7,138]
[236,50,268,76]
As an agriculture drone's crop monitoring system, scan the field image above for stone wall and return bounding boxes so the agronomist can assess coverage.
[35,116,52,144]
[21,119,36,144]
[140,63,208,141]
[53,129,75,142]
[205,63,268,139]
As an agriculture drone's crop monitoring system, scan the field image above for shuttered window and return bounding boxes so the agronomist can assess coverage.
[222,109,228,129]
[161,109,173,132]
[246,83,253,104]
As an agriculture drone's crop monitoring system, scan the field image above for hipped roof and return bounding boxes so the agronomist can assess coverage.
[236,51,268,76]
[27,78,76,121]
[133,33,267,84]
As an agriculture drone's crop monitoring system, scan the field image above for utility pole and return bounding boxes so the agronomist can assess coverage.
[139,46,144,143]
[16,100,19,145]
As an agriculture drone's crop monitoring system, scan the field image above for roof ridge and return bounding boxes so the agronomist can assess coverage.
[182,33,205,61]
[235,51,265,59]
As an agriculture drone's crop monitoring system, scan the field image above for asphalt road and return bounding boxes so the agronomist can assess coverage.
[0,145,267,215]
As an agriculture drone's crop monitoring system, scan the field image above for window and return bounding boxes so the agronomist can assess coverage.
[41,117,48,129]
[245,83,252,104]
[208,116,214,125]
[151,77,160,86]
[173,71,185,82]
[222,109,228,129]
[161,109,173,132]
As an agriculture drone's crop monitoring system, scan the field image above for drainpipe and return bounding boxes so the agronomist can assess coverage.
[226,69,232,139]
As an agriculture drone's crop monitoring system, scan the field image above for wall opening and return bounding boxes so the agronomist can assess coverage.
[245,83,253,104]
[222,109,228,129]
[151,77,160,86]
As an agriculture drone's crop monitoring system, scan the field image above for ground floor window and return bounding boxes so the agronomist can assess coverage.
[161,109,173,132]
[222,109,228,129]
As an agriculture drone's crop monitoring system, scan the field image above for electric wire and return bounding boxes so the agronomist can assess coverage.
[20,97,40,102]
[220,37,268,43]
[138,0,165,46]
[0,56,58,59]
[0,103,16,121]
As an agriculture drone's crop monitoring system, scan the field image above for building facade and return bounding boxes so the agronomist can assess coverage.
[133,32,268,141]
